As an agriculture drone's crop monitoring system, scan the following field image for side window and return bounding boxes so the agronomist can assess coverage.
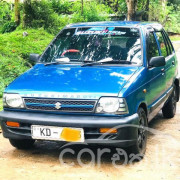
[162,31,171,55]
[148,32,159,60]
[155,32,168,57]
[163,30,174,54]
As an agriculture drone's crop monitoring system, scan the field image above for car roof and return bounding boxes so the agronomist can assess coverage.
[66,21,163,31]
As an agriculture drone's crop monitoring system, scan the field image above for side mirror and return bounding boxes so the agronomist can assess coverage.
[29,53,40,63]
[149,56,166,67]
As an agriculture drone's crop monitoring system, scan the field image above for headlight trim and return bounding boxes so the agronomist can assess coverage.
[3,93,25,108]
[95,97,129,115]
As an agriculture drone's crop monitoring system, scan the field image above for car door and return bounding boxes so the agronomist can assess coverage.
[162,30,177,90]
[146,31,166,112]
[155,31,177,92]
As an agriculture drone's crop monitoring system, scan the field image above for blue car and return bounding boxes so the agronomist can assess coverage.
[0,21,179,158]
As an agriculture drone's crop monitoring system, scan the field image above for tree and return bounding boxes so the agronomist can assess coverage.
[23,0,33,28]
[14,0,20,25]
[145,0,149,21]
[126,0,138,20]
[81,0,84,15]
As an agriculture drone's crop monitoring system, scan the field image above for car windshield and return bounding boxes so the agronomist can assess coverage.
[40,27,142,65]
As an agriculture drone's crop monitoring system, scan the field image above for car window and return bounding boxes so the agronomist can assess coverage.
[40,27,142,65]
[155,31,168,57]
[148,32,159,60]
[163,30,174,54]
[162,31,171,55]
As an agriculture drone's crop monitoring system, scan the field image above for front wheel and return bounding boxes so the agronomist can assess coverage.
[162,87,177,118]
[9,139,35,149]
[127,107,148,160]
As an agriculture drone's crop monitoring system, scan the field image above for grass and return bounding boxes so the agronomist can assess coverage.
[0,28,54,59]
[0,28,54,97]
[169,35,180,41]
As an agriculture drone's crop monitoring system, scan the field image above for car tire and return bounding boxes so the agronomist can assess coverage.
[162,87,177,118]
[127,107,148,160]
[9,139,35,149]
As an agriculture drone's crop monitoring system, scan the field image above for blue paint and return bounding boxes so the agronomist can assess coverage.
[5,64,138,96]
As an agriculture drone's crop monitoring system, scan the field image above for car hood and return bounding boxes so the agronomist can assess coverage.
[5,64,139,99]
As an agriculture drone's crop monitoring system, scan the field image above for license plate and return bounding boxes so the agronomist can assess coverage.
[31,125,84,142]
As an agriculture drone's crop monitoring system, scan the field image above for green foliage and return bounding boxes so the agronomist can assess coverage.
[22,0,113,34]
[71,1,113,23]
[23,0,63,34]
[1,21,17,33]
[0,29,53,96]
[149,0,180,33]
[149,1,168,22]
[0,98,2,111]
[0,28,53,59]
[169,35,180,41]
[102,0,127,14]
[51,0,71,15]
[0,0,12,24]
[0,0,14,32]
[166,7,180,33]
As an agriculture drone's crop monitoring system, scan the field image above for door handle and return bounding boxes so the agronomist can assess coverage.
[161,68,165,72]
[172,61,175,65]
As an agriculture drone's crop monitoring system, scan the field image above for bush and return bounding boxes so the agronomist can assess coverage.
[165,7,180,33]
[0,1,14,33]
[149,1,180,33]
[1,21,17,33]
[0,1,12,24]
[23,0,64,34]
[71,1,113,23]
[51,0,71,15]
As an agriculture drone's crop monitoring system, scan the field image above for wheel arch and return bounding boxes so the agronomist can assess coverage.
[138,102,148,117]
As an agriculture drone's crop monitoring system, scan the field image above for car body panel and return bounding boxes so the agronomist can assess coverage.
[5,64,139,99]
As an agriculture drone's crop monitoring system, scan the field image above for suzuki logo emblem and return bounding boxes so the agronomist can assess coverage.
[55,102,61,109]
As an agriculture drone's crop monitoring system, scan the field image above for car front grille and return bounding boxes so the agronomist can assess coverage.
[24,98,97,113]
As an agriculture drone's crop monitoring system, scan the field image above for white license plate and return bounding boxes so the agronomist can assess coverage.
[31,125,84,142]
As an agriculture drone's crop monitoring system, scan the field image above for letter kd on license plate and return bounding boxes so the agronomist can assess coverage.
[31,125,84,142]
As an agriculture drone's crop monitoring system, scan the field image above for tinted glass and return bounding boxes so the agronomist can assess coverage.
[156,32,168,57]
[148,32,159,60]
[40,27,142,65]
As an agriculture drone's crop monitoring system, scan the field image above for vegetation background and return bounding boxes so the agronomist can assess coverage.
[0,0,180,110]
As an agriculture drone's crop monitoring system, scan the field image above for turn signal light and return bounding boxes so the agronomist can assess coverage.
[6,121,20,127]
[100,128,117,133]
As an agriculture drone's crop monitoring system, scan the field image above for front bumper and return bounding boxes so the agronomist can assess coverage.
[0,110,139,147]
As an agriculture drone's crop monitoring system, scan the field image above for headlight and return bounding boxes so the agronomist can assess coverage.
[96,97,128,114]
[3,93,24,108]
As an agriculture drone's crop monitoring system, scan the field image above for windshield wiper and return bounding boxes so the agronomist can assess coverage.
[45,57,70,66]
[81,58,137,67]
[81,57,113,67]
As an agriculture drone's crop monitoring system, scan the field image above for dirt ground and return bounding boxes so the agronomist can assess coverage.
[0,103,179,180]
[0,44,179,180]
